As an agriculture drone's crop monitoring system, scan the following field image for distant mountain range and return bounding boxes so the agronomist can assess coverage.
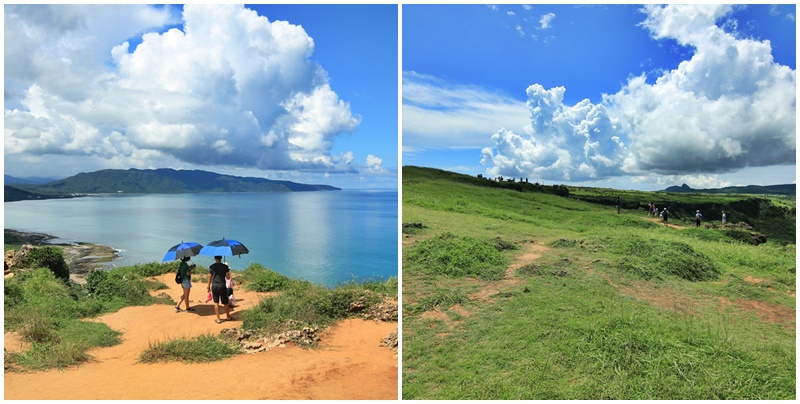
[5,168,339,202]
[663,183,795,196]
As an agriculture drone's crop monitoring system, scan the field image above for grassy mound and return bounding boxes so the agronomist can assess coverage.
[139,334,239,363]
[405,232,508,280]
[606,238,721,281]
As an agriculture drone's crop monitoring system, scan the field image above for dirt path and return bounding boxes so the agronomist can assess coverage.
[4,273,398,400]
[641,215,687,229]
[469,242,548,301]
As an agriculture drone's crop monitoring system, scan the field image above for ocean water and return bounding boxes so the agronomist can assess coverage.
[3,190,398,286]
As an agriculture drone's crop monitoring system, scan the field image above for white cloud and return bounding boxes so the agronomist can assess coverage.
[515,25,526,37]
[507,11,516,16]
[365,154,388,174]
[481,85,628,181]
[539,13,556,29]
[4,4,361,174]
[402,71,529,151]
[481,4,796,182]
[522,5,532,11]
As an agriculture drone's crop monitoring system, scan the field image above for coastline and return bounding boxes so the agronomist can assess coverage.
[4,229,120,283]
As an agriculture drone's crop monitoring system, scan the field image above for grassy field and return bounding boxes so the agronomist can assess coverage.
[402,166,795,399]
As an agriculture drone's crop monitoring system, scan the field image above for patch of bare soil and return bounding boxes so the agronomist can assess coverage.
[600,275,796,330]
[3,332,29,354]
[729,298,796,329]
[4,273,398,400]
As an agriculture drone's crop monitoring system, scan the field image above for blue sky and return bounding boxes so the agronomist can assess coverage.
[403,4,796,190]
[5,4,398,189]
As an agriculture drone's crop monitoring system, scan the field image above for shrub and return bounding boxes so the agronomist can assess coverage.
[127,261,179,277]
[239,263,291,292]
[85,269,156,306]
[22,246,70,281]
[405,232,508,279]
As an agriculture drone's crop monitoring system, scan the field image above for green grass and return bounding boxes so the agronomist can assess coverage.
[241,271,397,336]
[238,262,294,292]
[402,166,795,400]
[139,334,240,363]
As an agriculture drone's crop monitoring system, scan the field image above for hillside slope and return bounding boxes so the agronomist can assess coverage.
[402,166,795,400]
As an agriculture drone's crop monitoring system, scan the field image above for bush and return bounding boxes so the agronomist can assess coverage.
[239,263,291,292]
[127,261,179,277]
[85,269,156,306]
[22,246,70,281]
[405,232,508,280]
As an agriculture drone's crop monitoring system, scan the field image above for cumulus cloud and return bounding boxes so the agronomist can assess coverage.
[4,4,362,174]
[539,13,556,29]
[365,154,388,175]
[481,4,795,181]
[403,71,529,150]
[481,85,629,181]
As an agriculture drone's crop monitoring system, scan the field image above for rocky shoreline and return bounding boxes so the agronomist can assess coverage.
[4,229,120,283]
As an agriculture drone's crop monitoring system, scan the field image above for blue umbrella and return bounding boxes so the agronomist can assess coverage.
[199,238,249,257]
[162,241,204,262]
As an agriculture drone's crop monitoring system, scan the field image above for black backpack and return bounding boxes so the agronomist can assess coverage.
[175,268,183,284]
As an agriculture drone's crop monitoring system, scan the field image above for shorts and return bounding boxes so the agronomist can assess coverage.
[211,285,229,305]
[181,279,192,289]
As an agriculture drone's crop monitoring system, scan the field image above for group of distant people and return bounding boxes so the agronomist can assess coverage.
[645,202,670,225]
[642,201,727,228]
[174,256,236,324]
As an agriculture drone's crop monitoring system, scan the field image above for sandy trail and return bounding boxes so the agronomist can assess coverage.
[4,273,398,400]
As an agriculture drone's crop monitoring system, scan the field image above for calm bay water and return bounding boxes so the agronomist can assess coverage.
[4,190,398,286]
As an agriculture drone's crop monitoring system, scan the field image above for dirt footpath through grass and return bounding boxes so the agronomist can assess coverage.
[4,273,398,400]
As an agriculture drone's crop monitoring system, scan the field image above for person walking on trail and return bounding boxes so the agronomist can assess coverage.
[615,196,621,214]
[207,255,232,324]
[175,258,196,312]
[722,210,727,224]
[662,208,669,226]
[695,210,702,227]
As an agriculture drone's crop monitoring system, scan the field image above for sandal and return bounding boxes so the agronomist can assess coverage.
[175,307,183,312]
[186,307,196,312]
[215,319,223,324]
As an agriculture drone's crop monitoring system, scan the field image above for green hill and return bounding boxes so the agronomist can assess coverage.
[402,166,795,400]
[664,183,795,196]
[15,168,340,195]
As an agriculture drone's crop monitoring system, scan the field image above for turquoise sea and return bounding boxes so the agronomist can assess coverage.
[3,190,398,286]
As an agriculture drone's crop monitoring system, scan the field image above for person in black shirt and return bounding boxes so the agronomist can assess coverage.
[207,255,232,323]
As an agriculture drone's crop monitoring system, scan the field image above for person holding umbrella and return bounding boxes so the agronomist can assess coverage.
[175,258,196,312]
[207,255,232,323]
